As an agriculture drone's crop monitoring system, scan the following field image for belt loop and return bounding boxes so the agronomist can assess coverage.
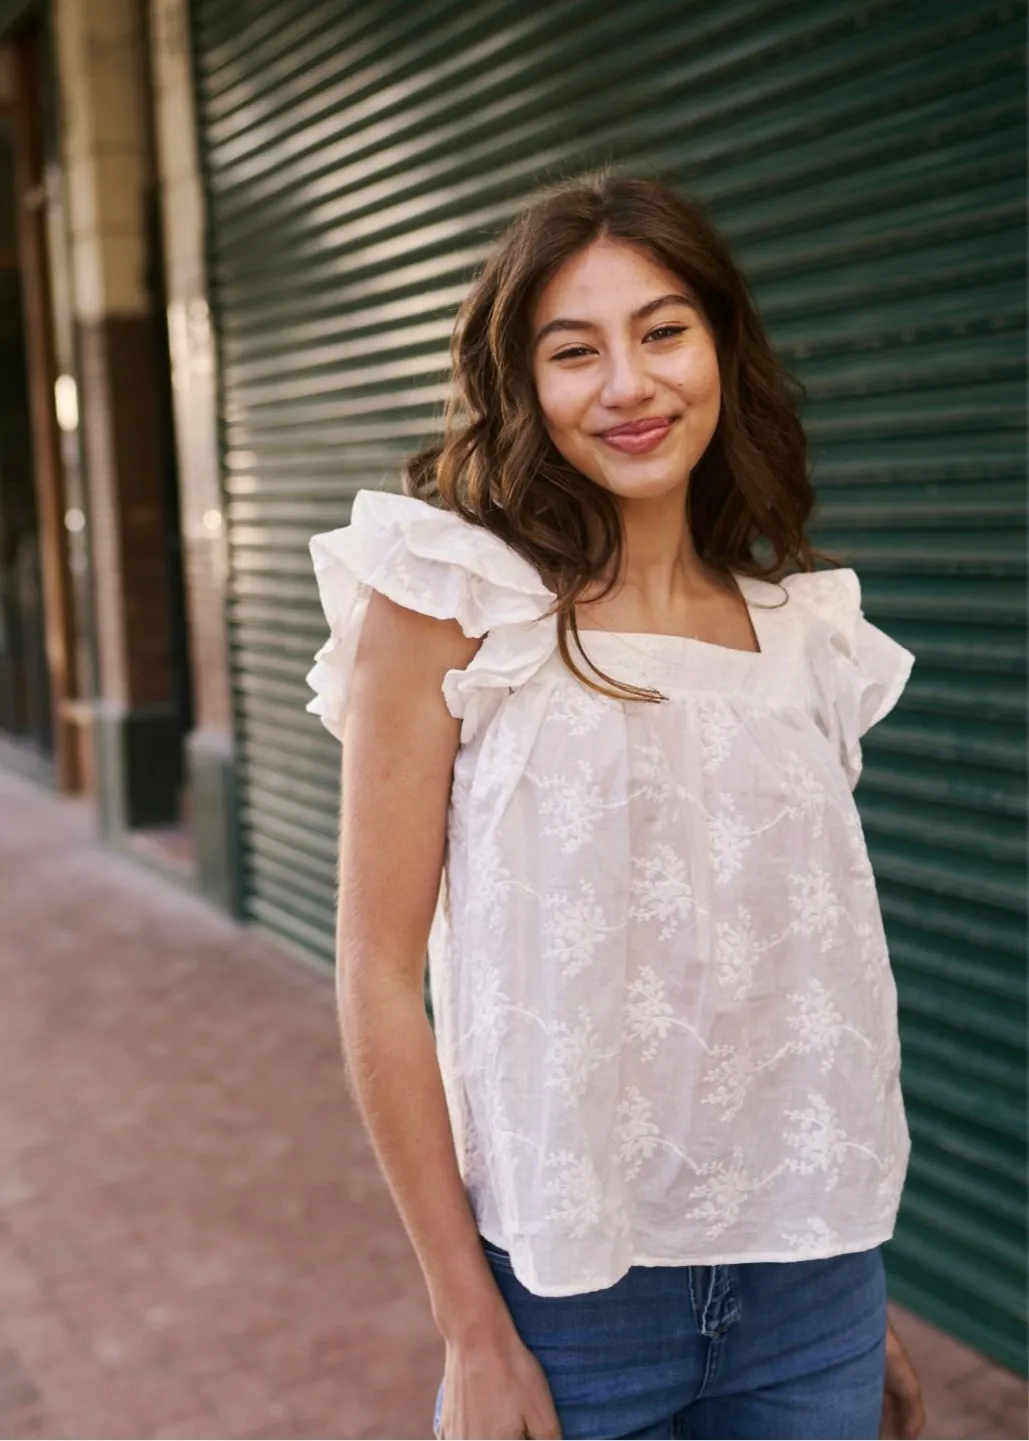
[699,1265,740,1338]
[689,1265,714,1329]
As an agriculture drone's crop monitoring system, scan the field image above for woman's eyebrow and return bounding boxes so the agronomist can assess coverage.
[534,293,697,348]
[635,292,696,321]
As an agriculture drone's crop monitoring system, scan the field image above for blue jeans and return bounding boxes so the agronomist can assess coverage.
[433,1242,887,1439]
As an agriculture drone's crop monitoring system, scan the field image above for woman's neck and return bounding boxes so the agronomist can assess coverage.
[617,488,706,606]
[582,487,721,617]
[572,485,757,648]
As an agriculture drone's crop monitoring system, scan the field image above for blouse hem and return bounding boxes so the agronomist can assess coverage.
[480,1226,897,1298]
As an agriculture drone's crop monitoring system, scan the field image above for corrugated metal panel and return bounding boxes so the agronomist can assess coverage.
[191,0,1027,1372]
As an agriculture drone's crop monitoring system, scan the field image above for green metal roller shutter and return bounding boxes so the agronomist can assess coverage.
[191,0,1027,1371]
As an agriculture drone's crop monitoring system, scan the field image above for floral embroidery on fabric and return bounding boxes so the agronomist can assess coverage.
[784,1094,853,1186]
[715,906,765,1002]
[531,762,606,854]
[781,754,828,836]
[701,1044,754,1123]
[697,697,744,772]
[467,840,516,934]
[544,1151,605,1238]
[787,979,873,1070]
[632,737,677,805]
[547,682,610,737]
[789,863,842,949]
[615,1088,663,1179]
[686,1146,761,1236]
[630,845,696,938]
[709,798,752,885]
[783,1216,842,1252]
[547,1007,614,1097]
[543,882,615,978]
[624,966,678,1060]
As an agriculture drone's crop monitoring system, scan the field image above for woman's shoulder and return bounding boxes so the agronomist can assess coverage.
[779,566,862,622]
[736,566,863,645]
[307,489,557,744]
[309,489,552,639]
[772,565,914,786]
[735,564,855,612]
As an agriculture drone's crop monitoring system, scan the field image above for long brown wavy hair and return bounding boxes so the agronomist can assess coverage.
[404,173,816,702]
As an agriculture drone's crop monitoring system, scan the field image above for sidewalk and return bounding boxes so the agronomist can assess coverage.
[0,769,1024,1441]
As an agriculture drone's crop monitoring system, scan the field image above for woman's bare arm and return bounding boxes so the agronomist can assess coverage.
[337,590,560,1439]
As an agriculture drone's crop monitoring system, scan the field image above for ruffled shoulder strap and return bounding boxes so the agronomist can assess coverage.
[306,490,556,743]
[781,568,914,788]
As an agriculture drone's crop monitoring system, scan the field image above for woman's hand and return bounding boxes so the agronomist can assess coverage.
[880,1319,925,1439]
[437,1322,562,1440]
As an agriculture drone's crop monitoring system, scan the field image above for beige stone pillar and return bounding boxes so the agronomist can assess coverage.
[55,0,182,829]
[149,0,237,910]
[149,0,230,734]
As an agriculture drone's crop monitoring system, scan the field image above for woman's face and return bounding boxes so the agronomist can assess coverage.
[530,238,721,501]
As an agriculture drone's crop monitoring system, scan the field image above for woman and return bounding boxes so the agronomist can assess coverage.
[307,176,926,1441]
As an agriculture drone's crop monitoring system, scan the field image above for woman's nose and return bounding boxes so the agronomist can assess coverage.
[600,350,655,408]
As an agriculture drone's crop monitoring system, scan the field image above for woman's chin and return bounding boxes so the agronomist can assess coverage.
[590,461,691,504]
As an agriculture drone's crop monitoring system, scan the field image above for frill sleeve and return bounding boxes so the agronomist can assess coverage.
[306,489,556,744]
[783,568,915,789]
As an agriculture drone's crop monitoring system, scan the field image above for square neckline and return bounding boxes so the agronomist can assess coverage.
[574,573,766,658]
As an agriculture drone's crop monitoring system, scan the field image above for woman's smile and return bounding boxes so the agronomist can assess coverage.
[599,416,676,454]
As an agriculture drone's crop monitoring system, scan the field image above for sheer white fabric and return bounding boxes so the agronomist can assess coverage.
[308,489,916,1297]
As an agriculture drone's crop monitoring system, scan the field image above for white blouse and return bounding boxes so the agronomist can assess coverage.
[308,489,916,1298]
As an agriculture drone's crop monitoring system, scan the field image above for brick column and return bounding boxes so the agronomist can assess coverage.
[149,0,238,912]
[54,0,182,830]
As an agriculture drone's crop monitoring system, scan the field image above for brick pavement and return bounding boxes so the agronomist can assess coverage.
[0,769,1025,1441]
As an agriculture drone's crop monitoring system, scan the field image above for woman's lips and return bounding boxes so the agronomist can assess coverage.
[599,417,673,455]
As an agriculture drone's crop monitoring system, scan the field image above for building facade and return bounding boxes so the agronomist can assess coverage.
[0,0,1025,1375]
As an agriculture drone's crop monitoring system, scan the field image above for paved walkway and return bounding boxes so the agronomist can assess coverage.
[0,770,1024,1440]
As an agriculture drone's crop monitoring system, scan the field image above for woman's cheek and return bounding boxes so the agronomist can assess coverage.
[666,346,717,397]
[543,383,592,445]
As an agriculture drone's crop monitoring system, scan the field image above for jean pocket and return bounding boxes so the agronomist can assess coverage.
[480,1235,514,1272]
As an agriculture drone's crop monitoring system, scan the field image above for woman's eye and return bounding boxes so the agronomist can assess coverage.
[552,345,594,361]
[646,324,687,342]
